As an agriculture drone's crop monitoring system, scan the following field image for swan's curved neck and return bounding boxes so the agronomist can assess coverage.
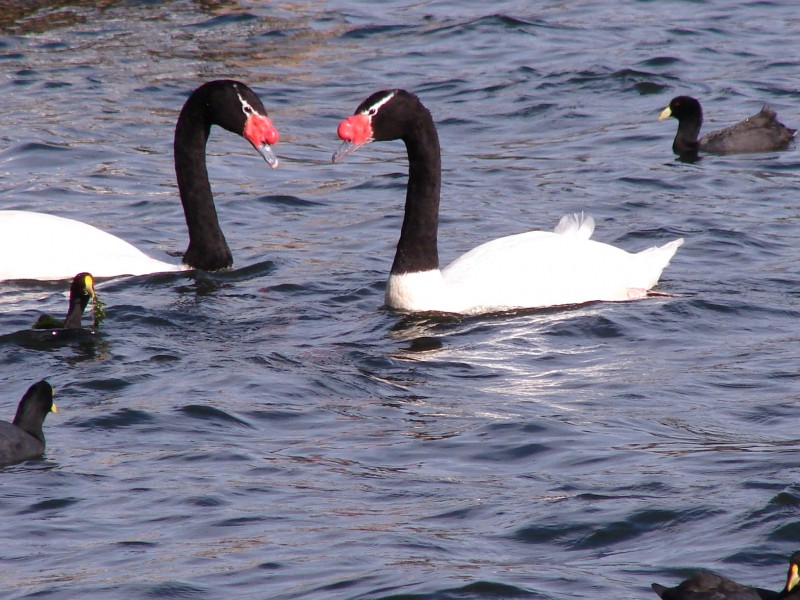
[391,111,441,275]
[174,101,232,270]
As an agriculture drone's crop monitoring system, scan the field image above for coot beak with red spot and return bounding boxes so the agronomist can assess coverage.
[332,113,372,163]
[244,112,280,168]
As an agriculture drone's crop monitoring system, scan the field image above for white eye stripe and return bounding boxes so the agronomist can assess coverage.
[235,89,257,117]
[360,91,397,118]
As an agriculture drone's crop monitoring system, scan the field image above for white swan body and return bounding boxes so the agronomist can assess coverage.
[386,213,684,314]
[0,211,185,281]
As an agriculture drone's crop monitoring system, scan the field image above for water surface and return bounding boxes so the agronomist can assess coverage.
[1,1,799,599]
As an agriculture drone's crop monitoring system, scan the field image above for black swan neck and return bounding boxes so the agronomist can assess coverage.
[390,110,441,275]
[174,97,232,271]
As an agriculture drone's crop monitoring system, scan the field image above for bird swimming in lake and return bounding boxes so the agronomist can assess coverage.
[652,551,800,600]
[0,380,57,467]
[659,96,796,159]
[33,272,96,330]
[333,89,683,315]
[0,80,280,282]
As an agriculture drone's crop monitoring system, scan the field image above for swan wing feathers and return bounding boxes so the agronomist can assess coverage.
[0,211,184,281]
[441,218,683,312]
[553,212,595,239]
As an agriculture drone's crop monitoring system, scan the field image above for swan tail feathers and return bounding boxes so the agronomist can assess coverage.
[632,237,684,289]
[553,212,595,239]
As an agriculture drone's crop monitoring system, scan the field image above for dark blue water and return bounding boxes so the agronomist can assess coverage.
[1,1,799,598]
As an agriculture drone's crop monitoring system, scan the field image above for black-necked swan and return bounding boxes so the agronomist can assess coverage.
[333,89,684,316]
[0,380,56,467]
[651,550,800,599]
[0,80,279,282]
[659,96,795,158]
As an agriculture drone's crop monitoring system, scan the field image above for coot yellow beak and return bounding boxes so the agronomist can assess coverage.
[787,563,799,591]
[658,106,672,121]
[84,274,95,297]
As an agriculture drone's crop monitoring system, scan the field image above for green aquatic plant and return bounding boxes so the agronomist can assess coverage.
[92,293,106,328]
[32,314,62,329]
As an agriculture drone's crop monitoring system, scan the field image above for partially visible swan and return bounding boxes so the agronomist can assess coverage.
[659,95,796,158]
[0,80,279,282]
[333,89,683,315]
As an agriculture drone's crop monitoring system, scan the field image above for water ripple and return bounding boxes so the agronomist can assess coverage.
[1,1,799,599]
